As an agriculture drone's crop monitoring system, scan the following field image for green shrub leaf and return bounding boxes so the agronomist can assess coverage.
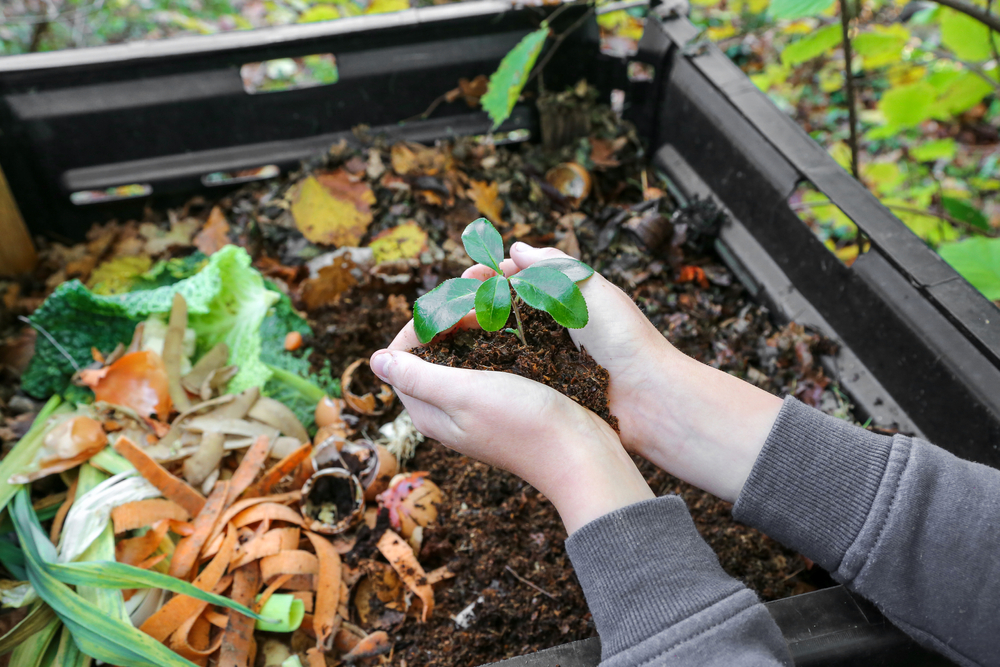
[940,9,999,62]
[781,25,842,66]
[511,267,588,329]
[769,0,834,21]
[530,257,595,282]
[941,197,990,231]
[413,278,480,344]
[481,27,549,130]
[475,276,512,332]
[462,218,505,274]
[879,82,935,129]
[939,237,1000,300]
[910,138,957,162]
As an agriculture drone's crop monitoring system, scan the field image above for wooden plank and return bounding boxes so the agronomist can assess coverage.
[0,164,36,277]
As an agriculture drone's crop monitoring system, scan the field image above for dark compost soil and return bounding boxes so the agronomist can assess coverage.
[413,307,618,432]
[0,100,850,667]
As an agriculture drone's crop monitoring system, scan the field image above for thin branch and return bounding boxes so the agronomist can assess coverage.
[840,0,860,179]
[526,6,597,87]
[928,49,1000,93]
[930,0,1000,35]
[504,566,557,600]
[987,0,1000,71]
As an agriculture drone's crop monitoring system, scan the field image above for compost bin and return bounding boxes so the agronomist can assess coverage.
[1,1,996,665]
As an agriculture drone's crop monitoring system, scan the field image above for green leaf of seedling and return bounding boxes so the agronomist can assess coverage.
[511,267,588,329]
[462,218,505,275]
[941,197,990,232]
[475,276,512,332]
[413,278,481,344]
[530,257,595,283]
[769,0,834,21]
[481,27,549,130]
[939,237,1000,300]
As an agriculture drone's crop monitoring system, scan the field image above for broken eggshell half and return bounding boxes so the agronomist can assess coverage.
[300,467,365,535]
[376,472,443,540]
[341,359,395,416]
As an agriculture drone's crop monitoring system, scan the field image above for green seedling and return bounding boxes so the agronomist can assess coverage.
[413,218,594,345]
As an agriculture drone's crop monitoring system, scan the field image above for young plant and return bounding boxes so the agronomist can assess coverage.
[413,218,594,345]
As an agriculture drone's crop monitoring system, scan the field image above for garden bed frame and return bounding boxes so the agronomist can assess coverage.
[1,2,993,664]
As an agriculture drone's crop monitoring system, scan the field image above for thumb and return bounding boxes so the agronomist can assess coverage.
[369,350,463,409]
[509,242,570,271]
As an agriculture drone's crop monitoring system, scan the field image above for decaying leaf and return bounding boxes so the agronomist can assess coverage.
[139,218,200,255]
[87,255,154,295]
[589,136,628,169]
[390,142,447,176]
[458,75,489,108]
[292,171,375,247]
[300,254,358,311]
[368,222,429,264]
[377,530,434,622]
[468,180,505,226]
[194,207,231,256]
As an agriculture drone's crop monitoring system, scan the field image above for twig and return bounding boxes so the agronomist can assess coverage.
[840,0,860,179]
[989,0,1000,69]
[930,0,1000,35]
[526,6,597,87]
[792,200,999,238]
[504,565,557,600]
[18,316,81,371]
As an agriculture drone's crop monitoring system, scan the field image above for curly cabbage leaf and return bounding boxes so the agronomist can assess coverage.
[259,285,340,433]
[24,247,246,398]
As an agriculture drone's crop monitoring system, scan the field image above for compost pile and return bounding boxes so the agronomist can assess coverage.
[0,96,847,667]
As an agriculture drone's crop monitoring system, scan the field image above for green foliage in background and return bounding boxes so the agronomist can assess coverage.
[692,0,998,302]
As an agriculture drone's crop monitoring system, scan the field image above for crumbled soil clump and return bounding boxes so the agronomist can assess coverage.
[413,307,618,432]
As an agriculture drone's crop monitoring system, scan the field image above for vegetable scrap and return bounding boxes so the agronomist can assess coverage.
[1,84,849,666]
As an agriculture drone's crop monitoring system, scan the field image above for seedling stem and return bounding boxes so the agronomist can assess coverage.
[510,293,527,345]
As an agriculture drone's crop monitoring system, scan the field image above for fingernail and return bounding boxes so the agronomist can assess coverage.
[512,242,532,252]
[370,351,392,381]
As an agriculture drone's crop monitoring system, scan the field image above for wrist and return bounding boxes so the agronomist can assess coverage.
[539,413,655,534]
[627,351,783,503]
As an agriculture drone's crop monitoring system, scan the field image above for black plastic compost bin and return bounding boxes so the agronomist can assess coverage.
[0,2,995,664]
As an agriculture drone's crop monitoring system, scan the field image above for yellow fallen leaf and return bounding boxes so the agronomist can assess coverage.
[365,0,409,14]
[468,180,505,226]
[390,142,446,176]
[292,171,375,247]
[369,222,429,264]
[87,255,153,295]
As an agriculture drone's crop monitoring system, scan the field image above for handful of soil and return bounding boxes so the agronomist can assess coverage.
[413,307,619,432]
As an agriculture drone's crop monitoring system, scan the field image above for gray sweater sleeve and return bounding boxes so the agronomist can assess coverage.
[733,397,1000,667]
[566,396,1000,667]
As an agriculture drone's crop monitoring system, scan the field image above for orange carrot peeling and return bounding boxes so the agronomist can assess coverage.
[218,561,262,667]
[140,524,238,642]
[111,498,191,533]
[253,573,292,614]
[305,531,342,650]
[169,481,229,581]
[114,436,205,516]
[259,550,319,581]
[226,435,271,507]
[50,477,78,544]
[243,443,312,499]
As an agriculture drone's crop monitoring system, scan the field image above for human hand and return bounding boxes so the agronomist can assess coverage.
[368,349,653,533]
[390,243,783,503]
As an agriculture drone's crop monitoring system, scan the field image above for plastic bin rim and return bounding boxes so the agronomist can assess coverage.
[0,0,560,74]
